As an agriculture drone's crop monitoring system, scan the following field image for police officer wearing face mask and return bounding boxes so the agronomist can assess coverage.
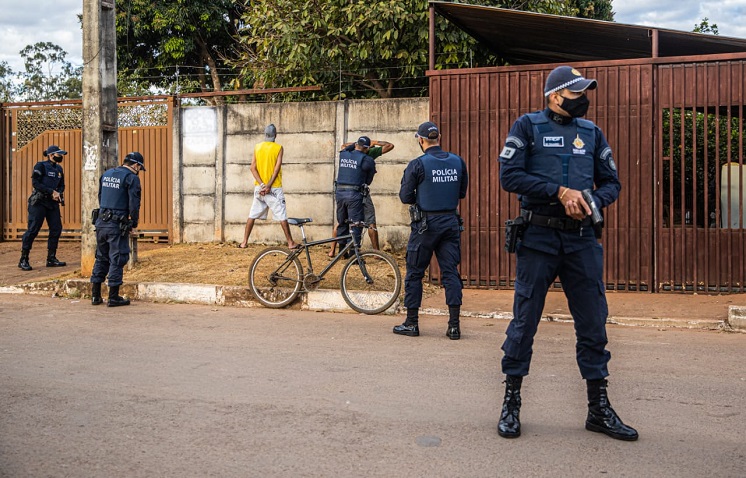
[393,121,468,340]
[90,152,145,307]
[18,145,68,271]
[496,66,636,441]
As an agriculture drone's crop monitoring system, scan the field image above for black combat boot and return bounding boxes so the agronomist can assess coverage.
[585,379,639,441]
[393,308,419,336]
[91,282,103,306]
[18,249,32,271]
[497,375,523,438]
[46,250,66,267]
[446,306,460,340]
[107,285,131,307]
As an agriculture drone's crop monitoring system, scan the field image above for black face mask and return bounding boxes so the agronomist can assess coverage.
[52,155,63,163]
[560,94,590,118]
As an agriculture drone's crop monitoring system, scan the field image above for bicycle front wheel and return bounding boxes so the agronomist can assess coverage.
[248,247,303,308]
[340,250,402,314]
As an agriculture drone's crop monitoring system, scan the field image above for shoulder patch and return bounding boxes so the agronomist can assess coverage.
[505,135,525,149]
[500,146,516,160]
[600,147,612,160]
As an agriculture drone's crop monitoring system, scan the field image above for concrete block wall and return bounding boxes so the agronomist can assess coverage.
[174,98,429,251]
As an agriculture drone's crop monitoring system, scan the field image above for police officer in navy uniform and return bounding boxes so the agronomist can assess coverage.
[18,145,68,271]
[90,152,145,307]
[334,136,376,251]
[394,121,468,339]
[497,66,637,441]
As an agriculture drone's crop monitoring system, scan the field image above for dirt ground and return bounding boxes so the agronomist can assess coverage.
[0,239,412,292]
[3,239,746,323]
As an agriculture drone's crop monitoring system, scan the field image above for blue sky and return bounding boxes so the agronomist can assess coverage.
[0,1,745,74]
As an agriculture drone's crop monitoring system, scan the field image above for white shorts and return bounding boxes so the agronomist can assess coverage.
[248,186,288,220]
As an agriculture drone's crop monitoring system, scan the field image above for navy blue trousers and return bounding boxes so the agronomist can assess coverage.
[501,243,611,380]
[335,191,364,249]
[90,226,131,287]
[403,214,462,309]
[21,202,63,252]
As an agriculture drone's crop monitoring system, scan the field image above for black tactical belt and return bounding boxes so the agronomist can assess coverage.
[521,210,591,231]
[336,184,362,191]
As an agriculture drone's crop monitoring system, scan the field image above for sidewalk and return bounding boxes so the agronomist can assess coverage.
[422,288,746,330]
[1,241,744,331]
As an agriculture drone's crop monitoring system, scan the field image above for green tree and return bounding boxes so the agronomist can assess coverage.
[116,0,244,103]
[693,18,719,35]
[0,61,17,102]
[233,0,614,100]
[572,0,614,20]
[17,42,82,101]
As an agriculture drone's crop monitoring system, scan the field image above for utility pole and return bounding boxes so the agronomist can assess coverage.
[81,0,118,276]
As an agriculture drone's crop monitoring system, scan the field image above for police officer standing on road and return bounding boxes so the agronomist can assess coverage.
[19,145,68,271]
[334,136,376,252]
[393,121,468,340]
[90,152,145,307]
[497,66,637,441]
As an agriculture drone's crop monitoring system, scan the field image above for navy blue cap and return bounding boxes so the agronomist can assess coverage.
[544,66,597,96]
[44,145,67,156]
[356,136,371,148]
[415,121,440,140]
[125,151,146,171]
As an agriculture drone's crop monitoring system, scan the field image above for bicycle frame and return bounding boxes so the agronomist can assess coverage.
[288,223,373,285]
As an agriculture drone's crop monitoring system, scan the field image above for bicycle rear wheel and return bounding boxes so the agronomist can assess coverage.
[340,250,401,314]
[248,247,303,308]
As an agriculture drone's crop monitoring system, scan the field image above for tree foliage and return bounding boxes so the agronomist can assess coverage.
[0,61,15,102]
[16,42,82,101]
[232,0,614,99]
[693,18,719,35]
[115,0,244,103]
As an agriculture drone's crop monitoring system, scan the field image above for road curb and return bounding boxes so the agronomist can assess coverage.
[728,305,746,331]
[1,278,741,331]
[2,279,400,315]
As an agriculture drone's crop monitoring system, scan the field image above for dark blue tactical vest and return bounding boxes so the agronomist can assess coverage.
[99,166,135,212]
[336,150,368,186]
[416,153,462,211]
[37,160,64,192]
[525,112,596,196]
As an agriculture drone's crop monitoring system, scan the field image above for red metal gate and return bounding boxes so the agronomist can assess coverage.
[429,55,746,293]
[656,61,746,292]
[429,62,655,291]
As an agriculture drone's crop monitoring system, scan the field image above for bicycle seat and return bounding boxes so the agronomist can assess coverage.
[288,218,313,225]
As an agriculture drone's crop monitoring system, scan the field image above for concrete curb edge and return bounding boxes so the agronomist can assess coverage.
[2,279,743,331]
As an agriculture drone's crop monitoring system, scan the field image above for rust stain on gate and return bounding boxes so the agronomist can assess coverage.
[1,97,173,242]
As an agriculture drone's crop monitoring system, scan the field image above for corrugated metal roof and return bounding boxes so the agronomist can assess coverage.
[432,1,746,64]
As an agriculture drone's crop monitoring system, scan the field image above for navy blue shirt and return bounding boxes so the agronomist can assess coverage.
[400,146,468,209]
[98,166,142,228]
[31,160,65,195]
[499,109,620,210]
[499,109,621,254]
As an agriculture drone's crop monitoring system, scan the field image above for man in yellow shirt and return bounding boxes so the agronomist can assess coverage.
[238,124,298,249]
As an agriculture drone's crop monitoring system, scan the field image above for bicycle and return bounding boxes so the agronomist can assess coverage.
[248,218,402,314]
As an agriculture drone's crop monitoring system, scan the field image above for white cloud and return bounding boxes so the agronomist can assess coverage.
[614,0,746,38]
[0,0,82,73]
[0,1,745,76]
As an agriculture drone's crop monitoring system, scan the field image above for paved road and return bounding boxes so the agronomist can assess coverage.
[1,296,744,478]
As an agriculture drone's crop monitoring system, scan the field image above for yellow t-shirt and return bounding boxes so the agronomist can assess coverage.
[253,141,283,188]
